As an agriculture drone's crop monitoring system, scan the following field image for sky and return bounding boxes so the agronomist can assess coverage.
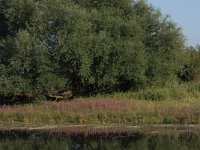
[147,0,200,46]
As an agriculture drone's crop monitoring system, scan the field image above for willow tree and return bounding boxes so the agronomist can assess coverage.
[28,0,147,95]
[133,0,185,85]
[0,0,187,99]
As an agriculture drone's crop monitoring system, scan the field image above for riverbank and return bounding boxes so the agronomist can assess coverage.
[1,123,200,137]
[1,124,200,150]
[1,98,200,125]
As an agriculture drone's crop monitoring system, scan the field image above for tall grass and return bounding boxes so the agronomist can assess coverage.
[0,98,200,125]
[1,81,200,125]
[95,80,200,101]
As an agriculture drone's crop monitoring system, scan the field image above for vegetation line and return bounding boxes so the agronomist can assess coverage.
[0,99,200,125]
[0,0,200,101]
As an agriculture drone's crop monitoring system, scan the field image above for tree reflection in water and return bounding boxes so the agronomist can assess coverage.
[0,133,200,150]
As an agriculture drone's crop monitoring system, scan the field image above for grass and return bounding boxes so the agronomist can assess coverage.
[0,97,200,125]
[1,81,200,126]
[95,80,200,101]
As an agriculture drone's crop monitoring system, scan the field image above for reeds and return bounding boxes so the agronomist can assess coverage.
[0,98,200,125]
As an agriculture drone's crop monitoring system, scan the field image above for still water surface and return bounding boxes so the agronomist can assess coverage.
[0,132,200,150]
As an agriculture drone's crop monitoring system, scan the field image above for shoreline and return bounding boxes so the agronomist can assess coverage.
[2,123,200,130]
[1,123,200,136]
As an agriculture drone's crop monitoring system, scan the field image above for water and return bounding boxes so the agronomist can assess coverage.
[0,132,200,150]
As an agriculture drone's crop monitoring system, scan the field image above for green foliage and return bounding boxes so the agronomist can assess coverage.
[0,0,36,37]
[178,46,200,82]
[0,0,194,100]
[136,87,171,101]
[133,0,185,84]
[30,0,147,94]
[35,74,67,94]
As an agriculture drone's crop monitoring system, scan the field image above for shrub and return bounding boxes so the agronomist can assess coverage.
[137,87,171,101]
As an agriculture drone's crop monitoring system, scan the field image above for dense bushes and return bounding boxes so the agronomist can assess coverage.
[0,0,198,100]
[178,46,200,82]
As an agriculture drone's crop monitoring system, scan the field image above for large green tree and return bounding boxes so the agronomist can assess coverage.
[133,0,185,85]
[0,0,188,100]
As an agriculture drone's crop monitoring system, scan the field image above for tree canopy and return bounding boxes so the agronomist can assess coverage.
[0,0,191,100]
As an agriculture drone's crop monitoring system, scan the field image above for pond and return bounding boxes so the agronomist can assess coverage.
[1,129,200,150]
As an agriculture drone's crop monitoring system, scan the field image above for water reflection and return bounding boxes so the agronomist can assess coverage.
[0,133,200,150]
